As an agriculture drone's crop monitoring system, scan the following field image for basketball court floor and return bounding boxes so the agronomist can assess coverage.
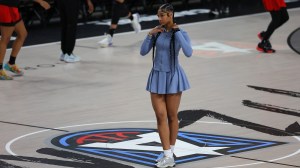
[0,8,300,168]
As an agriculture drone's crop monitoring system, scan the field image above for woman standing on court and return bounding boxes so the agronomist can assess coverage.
[257,0,289,53]
[140,3,192,168]
[0,0,50,80]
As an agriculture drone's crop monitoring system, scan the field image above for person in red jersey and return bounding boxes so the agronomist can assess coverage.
[257,0,289,53]
[0,0,50,80]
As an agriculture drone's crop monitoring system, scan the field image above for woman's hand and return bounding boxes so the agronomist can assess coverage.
[172,23,180,32]
[148,25,164,36]
[86,0,94,14]
[172,23,179,29]
[35,0,50,10]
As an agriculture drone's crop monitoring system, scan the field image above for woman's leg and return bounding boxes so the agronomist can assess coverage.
[57,0,67,54]
[257,8,288,53]
[0,26,15,64]
[209,0,221,15]
[264,11,281,40]
[277,8,289,28]
[63,0,80,55]
[0,26,15,79]
[110,0,130,30]
[10,20,27,58]
[151,93,170,150]
[166,92,182,147]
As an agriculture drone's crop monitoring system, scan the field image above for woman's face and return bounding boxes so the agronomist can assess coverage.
[157,9,172,26]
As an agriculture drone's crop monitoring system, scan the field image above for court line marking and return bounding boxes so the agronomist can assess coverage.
[5,120,300,168]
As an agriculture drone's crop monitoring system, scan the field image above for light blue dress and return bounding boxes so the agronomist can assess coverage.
[140,29,193,94]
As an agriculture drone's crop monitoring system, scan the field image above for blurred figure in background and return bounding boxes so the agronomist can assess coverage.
[57,0,94,63]
[98,0,141,47]
[257,0,289,53]
[0,0,50,80]
[209,0,221,16]
[208,0,229,17]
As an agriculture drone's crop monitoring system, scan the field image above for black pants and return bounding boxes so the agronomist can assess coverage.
[57,0,80,55]
[210,0,221,12]
[264,7,289,40]
[111,0,130,25]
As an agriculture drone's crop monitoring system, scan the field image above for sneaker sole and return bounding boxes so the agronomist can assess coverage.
[100,43,113,48]
[155,164,176,168]
[64,60,80,63]
[64,58,80,63]
[256,46,276,53]
[0,78,13,80]
[0,74,13,80]
[12,73,24,77]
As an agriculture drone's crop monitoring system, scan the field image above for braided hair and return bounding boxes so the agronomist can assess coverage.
[152,3,177,75]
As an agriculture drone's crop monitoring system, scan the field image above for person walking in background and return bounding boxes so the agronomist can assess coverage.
[0,0,50,80]
[140,3,192,168]
[57,0,94,63]
[98,0,141,47]
[257,0,289,53]
[208,0,229,17]
[208,0,221,16]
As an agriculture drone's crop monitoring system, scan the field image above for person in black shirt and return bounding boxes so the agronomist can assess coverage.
[0,0,50,80]
[98,0,141,48]
[57,0,94,63]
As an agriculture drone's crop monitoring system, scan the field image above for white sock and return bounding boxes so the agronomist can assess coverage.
[171,145,175,153]
[164,149,173,158]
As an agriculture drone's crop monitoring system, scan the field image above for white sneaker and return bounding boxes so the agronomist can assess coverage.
[98,34,113,48]
[64,54,80,63]
[155,152,164,162]
[60,53,65,61]
[131,13,141,33]
[210,10,219,16]
[155,156,175,168]
[224,7,230,14]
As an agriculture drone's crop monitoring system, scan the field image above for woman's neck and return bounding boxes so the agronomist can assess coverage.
[164,22,174,32]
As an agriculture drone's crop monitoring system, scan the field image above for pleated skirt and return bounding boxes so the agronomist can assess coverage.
[146,65,190,94]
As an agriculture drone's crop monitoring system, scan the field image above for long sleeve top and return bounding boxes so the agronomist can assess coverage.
[140,29,192,72]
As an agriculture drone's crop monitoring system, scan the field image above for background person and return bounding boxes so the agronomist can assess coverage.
[257,0,289,53]
[0,0,50,80]
[57,0,94,63]
[98,0,141,47]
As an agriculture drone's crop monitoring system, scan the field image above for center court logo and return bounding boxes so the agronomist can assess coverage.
[51,128,284,167]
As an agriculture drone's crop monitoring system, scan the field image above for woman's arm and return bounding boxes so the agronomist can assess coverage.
[140,26,164,56]
[140,35,154,56]
[175,30,193,57]
[86,0,94,14]
[33,0,50,10]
